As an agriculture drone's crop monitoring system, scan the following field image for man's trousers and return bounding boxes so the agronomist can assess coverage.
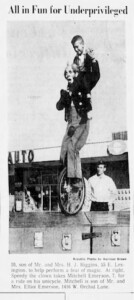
[60,119,90,178]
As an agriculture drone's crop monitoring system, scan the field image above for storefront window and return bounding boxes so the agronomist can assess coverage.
[15,166,60,212]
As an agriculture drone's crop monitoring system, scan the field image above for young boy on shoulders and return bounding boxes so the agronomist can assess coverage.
[71,35,100,102]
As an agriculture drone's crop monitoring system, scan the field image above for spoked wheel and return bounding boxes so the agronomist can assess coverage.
[57,167,85,215]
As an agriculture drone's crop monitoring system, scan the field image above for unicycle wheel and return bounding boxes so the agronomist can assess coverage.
[57,167,85,215]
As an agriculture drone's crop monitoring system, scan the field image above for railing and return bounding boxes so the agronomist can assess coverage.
[9,185,130,213]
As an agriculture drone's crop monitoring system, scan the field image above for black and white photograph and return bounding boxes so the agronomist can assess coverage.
[8,20,130,254]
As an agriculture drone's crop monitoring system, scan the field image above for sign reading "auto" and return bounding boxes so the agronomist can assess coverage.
[8,150,34,164]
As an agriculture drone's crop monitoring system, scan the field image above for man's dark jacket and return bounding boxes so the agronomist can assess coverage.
[56,56,100,123]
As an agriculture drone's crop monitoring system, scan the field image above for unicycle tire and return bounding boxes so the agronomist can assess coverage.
[57,167,85,216]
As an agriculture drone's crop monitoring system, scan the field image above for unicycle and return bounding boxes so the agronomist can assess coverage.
[57,167,85,215]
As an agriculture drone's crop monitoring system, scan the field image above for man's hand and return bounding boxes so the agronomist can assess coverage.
[87,111,93,120]
[87,93,91,99]
[108,203,113,211]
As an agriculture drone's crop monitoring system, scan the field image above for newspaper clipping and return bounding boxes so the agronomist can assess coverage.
[0,0,134,300]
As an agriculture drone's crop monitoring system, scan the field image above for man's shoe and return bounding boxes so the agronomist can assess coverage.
[72,179,83,189]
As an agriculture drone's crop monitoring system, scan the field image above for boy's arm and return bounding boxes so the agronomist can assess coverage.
[56,89,71,110]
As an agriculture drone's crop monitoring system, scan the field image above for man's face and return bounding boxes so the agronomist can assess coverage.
[97,164,106,176]
[73,40,84,56]
[65,66,75,83]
